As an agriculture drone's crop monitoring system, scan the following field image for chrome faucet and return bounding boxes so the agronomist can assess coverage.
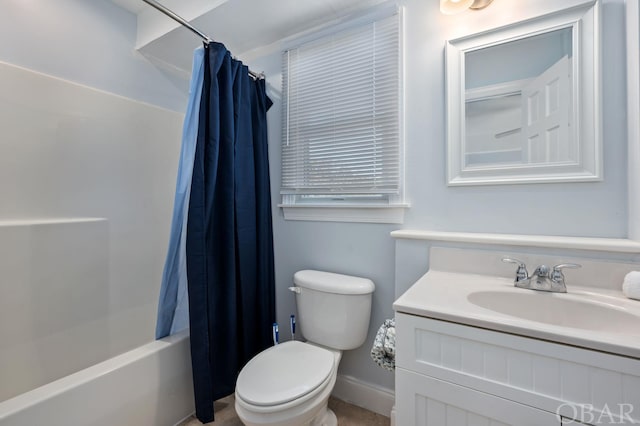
[502,258,581,293]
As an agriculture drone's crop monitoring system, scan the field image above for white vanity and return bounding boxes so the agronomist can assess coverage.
[393,246,640,426]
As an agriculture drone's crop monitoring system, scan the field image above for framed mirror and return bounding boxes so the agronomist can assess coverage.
[446,0,601,186]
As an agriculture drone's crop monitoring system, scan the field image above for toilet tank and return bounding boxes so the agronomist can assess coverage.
[292,270,375,350]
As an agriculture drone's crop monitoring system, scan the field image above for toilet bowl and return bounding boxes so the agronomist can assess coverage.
[234,270,375,426]
[235,341,341,426]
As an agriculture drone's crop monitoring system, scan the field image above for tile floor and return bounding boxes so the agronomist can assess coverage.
[179,395,390,426]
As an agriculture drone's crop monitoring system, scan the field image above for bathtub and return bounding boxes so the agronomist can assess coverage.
[0,330,194,426]
[0,60,193,425]
[0,219,195,425]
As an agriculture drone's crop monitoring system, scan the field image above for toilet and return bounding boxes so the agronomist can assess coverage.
[235,270,375,426]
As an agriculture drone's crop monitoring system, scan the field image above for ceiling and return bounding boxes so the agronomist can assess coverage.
[110,0,386,74]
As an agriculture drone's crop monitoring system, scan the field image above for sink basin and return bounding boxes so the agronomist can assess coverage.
[468,290,640,334]
[393,256,640,358]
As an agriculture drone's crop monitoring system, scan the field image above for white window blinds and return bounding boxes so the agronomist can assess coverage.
[281,12,402,200]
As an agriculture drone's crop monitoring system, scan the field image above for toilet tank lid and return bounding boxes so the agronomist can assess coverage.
[293,270,375,295]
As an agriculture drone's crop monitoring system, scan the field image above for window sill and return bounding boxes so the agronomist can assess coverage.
[278,203,410,224]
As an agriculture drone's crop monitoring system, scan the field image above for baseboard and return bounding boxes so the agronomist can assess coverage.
[173,412,195,426]
[331,374,395,418]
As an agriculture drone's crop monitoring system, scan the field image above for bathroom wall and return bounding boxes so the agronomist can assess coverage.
[1,0,627,407]
[0,0,185,398]
[0,0,189,113]
[244,0,628,395]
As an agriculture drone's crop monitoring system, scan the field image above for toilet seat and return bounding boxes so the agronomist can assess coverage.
[236,341,335,407]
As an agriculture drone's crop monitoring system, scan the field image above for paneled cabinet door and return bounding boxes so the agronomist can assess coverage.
[561,419,593,425]
[396,368,560,426]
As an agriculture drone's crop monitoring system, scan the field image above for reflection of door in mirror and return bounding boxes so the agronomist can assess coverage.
[522,55,571,164]
[464,28,572,168]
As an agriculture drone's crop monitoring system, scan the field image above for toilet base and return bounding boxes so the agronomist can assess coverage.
[311,407,337,426]
[235,346,343,426]
[235,395,335,426]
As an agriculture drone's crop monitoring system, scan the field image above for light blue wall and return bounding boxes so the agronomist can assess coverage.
[247,0,628,393]
[0,0,189,112]
[404,0,626,238]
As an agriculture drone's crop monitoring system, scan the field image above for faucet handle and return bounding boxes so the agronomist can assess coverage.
[552,263,582,272]
[551,263,582,279]
[550,263,581,284]
[502,258,529,282]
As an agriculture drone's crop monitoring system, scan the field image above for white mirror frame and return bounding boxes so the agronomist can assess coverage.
[446,0,601,186]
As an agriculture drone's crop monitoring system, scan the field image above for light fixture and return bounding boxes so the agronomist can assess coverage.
[440,0,494,15]
[440,0,474,15]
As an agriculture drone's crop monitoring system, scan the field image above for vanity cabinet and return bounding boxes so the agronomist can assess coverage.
[397,369,558,425]
[395,313,640,426]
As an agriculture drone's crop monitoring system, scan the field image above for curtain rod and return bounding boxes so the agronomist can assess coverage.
[141,0,264,80]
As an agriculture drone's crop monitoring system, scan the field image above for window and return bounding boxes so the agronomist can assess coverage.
[279,9,406,223]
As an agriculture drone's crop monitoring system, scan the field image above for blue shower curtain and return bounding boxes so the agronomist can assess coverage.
[156,43,275,423]
[155,47,205,339]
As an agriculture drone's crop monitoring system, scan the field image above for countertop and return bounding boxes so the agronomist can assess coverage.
[393,270,640,359]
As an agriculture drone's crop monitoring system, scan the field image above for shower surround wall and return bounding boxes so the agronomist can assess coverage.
[0,60,183,400]
[0,0,191,420]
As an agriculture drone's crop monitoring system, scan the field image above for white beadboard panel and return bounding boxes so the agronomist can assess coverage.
[396,313,640,423]
[462,339,486,377]
[412,395,424,424]
[415,328,441,365]
[560,362,591,404]
[467,412,491,426]
[424,397,445,425]
[484,344,508,383]
[441,335,463,371]
[445,404,467,425]
[561,419,592,425]
[532,357,561,398]
[396,368,559,426]
[622,375,640,407]
[590,369,624,412]
[507,350,534,390]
